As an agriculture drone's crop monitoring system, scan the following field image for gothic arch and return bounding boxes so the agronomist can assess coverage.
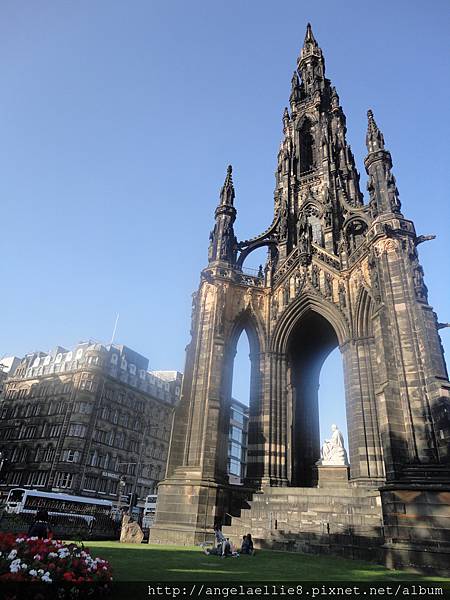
[228,307,266,357]
[271,291,350,354]
[237,239,277,270]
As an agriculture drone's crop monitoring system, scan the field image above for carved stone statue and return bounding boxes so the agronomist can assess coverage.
[319,424,349,466]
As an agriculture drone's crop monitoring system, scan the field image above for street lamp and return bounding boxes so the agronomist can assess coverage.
[116,476,126,514]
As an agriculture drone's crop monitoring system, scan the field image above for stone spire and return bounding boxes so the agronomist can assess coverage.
[219,164,235,207]
[366,109,385,153]
[208,165,237,264]
[297,23,325,98]
[364,109,402,216]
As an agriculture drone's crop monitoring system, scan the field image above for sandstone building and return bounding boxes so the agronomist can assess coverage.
[150,25,450,571]
[0,342,181,507]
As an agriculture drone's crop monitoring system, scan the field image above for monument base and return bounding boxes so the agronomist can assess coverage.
[316,464,349,487]
[149,472,252,546]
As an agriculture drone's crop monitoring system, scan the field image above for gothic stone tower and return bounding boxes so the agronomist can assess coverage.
[150,25,450,569]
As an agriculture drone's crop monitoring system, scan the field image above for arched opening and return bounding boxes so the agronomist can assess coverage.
[288,310,343,486]
[240,246,269,278]
[299,119,315,173]
[229,331,251,484]
[318,347,348,453]
[232,332,251,407]
[227,319,262,485]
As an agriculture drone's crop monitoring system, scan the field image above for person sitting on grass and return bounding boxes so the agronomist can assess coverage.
[240,533,255,555]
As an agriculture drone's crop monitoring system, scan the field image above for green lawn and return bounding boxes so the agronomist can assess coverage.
[84,541,450,583]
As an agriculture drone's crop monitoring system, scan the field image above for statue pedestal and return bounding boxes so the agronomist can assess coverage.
[316,464,349,487]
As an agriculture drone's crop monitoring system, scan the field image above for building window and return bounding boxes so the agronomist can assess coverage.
[74,402,92,414]
[68,423,87,437]
[26,470,48,487]
[21,426,37,439]
[49,424,62,438]
[98,478,108,493]
[229,441,241,459]
[53,472,73,489]
[43,445,55,462]
[231,408,244,425]
[34,445,42,462]
[230,426,242,444]
[114,432,125,449]
[9,471,22,485]
[83,475,97,491]
[62,449,80,463]
[89,451,98,467]
[229,458,241,477]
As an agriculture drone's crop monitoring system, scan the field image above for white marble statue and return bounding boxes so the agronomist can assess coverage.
[319,424,349,466]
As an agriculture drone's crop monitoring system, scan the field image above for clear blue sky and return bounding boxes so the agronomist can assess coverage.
[1,1,449,445]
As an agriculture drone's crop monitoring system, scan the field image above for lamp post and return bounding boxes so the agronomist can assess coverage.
[116,476,126,515]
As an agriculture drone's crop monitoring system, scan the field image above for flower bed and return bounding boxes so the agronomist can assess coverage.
[0,532,112,597]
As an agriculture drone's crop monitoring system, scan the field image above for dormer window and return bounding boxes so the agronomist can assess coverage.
[111,353,118,365]
[75,349,83,360]
[65,352,73,362]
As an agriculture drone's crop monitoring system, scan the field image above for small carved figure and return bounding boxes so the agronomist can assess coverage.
[208,227,216,261]
[216,287,226,334]
[324,272,333,298]
[257,265,264,280]
[295,271,301,294]
[324,204,333,228]
[413,266,428,302]
[368,248,382,303]
[338,283,346,308]
[283,284,290,306]
[271,295,279,318]
[190,292,198,335]
[311,265,319,288]
[279,202,289,240]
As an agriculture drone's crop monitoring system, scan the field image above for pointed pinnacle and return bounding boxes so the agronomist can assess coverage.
[225,164,233,184]
[304,23,317,45]
[220,164,235,206]
[366,109,385,151]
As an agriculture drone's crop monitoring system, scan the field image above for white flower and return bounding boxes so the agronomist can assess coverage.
[48,552,57,558]
[21,562,28,569]
[33,554,42,561]
[41,572,52,583]
[10,559,22,573]
[15,537,25,543]
[7,549,17,560]
[29,536,38,541]
[29,569,38,576]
